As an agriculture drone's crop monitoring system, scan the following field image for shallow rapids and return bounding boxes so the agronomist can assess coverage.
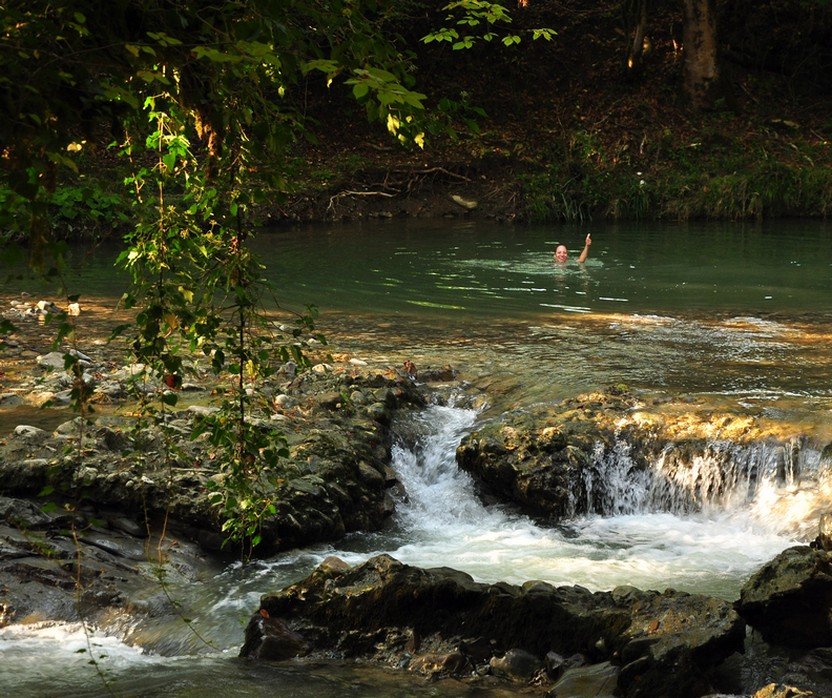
[0,399,816,696]
[311,403,804,599]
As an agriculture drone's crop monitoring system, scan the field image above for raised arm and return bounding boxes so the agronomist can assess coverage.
[577,233,592,263]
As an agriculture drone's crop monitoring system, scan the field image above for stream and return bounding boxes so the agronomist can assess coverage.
[1,219,831,694]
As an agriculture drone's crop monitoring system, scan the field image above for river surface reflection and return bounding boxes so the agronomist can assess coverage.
[252,219,832,423]
[5,219,832,408]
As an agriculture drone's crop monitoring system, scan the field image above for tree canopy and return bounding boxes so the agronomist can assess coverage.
[1,0,428,248]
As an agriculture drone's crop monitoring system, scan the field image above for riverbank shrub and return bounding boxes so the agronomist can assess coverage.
[519,137,832,223]
[1,0,433,554]
[47,183,130,239]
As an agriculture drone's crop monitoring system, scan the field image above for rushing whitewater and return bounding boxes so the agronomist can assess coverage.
[0,400,820,696]
[309,401,810,599]
[587,432,827,534]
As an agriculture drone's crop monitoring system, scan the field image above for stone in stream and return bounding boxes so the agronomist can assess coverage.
[240,554,745,697]
[12,425,49,443]
[817,511,832,551]
[737,544,832,648]
[35,351,71,370]
[454,387,830,530]
[489,648,542,680]
[0,392,22,407]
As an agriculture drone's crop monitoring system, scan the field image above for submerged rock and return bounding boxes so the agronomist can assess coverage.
[240,554,744,697]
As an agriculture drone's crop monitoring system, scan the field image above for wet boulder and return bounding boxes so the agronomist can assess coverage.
[240,554,744,697]
[0,494,220,632]
[240,614,310,660]
[737,545,832,647]
[453,388,650,521]
[489,648,542,680]
[455,411,611,520]
[453,388,817,527]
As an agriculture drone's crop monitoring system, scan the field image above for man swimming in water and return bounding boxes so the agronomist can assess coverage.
[554,233,592,263]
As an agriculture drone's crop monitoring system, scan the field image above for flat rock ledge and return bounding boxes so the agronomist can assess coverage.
[0,369,427,556]
[456,388,827,526]
[240,554,745,698]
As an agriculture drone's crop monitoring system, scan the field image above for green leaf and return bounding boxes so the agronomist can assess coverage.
[137,70,170,85]
[147,31,182,46]
[302,59,339,76]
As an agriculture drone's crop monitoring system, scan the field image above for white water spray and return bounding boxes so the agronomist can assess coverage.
[587,434,829,540]
[321,404,814,599]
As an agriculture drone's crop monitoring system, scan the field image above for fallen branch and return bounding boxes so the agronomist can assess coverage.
[391,166,471,182]
[327,189,398,214]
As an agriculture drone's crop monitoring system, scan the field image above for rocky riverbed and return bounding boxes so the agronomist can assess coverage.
[0,296,447,630]
[4,296,832,696]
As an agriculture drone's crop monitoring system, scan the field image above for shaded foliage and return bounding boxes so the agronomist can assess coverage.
[1,0,427,550]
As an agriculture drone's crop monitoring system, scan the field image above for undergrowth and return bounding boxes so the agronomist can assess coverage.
[520,129,832,223]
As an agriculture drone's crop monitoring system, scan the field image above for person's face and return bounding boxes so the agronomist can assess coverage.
[555,245,568,263]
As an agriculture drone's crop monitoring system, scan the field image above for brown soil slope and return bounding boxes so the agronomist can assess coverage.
[273,1,832,223]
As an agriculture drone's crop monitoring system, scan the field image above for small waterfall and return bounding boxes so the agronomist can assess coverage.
[390,401,489,532]
[584,438,653,515]
[311,403,808,598]
[586,434,828,539]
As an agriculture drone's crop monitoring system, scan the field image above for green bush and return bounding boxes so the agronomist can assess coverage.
[48,183,129,236]
[519,130,832,223]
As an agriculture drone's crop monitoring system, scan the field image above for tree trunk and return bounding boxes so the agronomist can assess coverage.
[624,0,649,76]
[682,0,720,109]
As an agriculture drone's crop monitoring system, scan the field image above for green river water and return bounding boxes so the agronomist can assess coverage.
[1,219,832,696]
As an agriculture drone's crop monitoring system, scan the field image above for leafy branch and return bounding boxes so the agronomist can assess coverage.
[422,0,556,50]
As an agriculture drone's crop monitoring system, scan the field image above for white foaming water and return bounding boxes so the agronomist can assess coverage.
[0,621,182,694]
[391,404,500,532]
[0,620,145,661]
[320,404,808,599]
[0,404,818,692]
[589,433,831,541]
